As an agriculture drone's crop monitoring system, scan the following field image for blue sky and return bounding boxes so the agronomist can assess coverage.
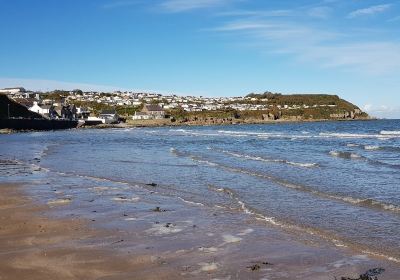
[1,0,400,118]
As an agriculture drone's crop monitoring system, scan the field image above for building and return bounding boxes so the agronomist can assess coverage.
[142,104,165,119]
[13,98,35,109]
[99,109,119,124]
[132,112,151,120]
[29,102,52,117]
[0,87,26,95]
[76,107,91,119]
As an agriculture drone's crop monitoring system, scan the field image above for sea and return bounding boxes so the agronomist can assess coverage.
[1,119,399,262]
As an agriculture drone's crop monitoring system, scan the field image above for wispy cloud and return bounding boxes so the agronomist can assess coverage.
[362,104,400,119]
[212,19,400,75]
[160,0,233,13]
[216,9,293,17]
[348,4,392,18]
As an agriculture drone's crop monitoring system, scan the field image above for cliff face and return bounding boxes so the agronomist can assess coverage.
[0,94,43,119]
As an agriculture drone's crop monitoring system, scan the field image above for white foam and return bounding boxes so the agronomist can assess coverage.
[193,158,218,166]
[199,262,219,272]
[364,145,380,151]
[112,196,140,202]
[286,161,318,168]
[178,197,204,207]
[222,234,242,243]
[329,150,362,159]
[320,132,393,139]
[361,250,400,263]
[380,130,400,135]
[237,200,253,214]
[346,143,360,147]
[124,217,138,221]
[219,149,317,168]
[238,228,254,236]
[198,247,219,253]
[350,153,362,159]
[145,223,183,236]
[47,198,71,206]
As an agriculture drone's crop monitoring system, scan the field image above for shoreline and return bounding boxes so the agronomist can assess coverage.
[1,173,399,279]
[89,117,376,128]
[1,117,376,133]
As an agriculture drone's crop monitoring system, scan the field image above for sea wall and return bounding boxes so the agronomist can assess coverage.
[0,118,78,131]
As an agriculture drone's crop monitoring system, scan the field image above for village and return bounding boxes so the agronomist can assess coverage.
[0,87,345,124]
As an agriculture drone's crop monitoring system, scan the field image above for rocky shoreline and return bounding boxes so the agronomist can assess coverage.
[81,116,375,130]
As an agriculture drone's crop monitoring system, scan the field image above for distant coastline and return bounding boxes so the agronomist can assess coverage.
[1,89,373,132]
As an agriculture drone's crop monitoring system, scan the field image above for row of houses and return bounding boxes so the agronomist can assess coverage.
[1,87,339,117]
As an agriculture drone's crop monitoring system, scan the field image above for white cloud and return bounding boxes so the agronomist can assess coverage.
[348,4,392,18]
[216,9,293,17]
[362,104,400,119]
[160,0,232,12]
[212,19,400,75]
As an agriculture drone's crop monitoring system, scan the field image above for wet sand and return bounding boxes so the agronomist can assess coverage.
[1,180,399,280]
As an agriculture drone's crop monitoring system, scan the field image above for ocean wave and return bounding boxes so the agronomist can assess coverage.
[380,130,400,135]
[346,143,360,147]
[178,197,205,207]
[193,155,400,215]
[320,132,395,139]
[364,145,381,151]
[213,148,318,168]
[321,132,375,139]
[329,151,363,159]
[208,184,400,262]
[218,130,312,139]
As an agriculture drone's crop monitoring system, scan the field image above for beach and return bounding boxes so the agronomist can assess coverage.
[1,120,400,279]
[1,181,399,280]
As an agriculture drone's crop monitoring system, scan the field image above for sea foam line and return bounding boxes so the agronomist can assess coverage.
[188,153,400,214]
[208,184,400,263]
[213,148,318,168]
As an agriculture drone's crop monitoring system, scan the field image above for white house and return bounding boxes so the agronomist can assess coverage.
[99,109,119,124]
[141,104,165,119]
[29,102,52,116]
[0,87,26,95]
[132,112,151,120]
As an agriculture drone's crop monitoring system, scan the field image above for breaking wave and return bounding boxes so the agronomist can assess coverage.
[180,152,400,214]
[329,151,363,159]
[320,132,396,139]
[213,148,318,168]
[364,145,381,151]
[380,130,400,135]
[207,184,400,262]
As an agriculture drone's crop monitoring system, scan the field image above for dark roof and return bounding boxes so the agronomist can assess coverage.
[144,104,164,112]
[14,98,35,108]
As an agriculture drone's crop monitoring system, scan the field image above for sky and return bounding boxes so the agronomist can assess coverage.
[0,0,400,118]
